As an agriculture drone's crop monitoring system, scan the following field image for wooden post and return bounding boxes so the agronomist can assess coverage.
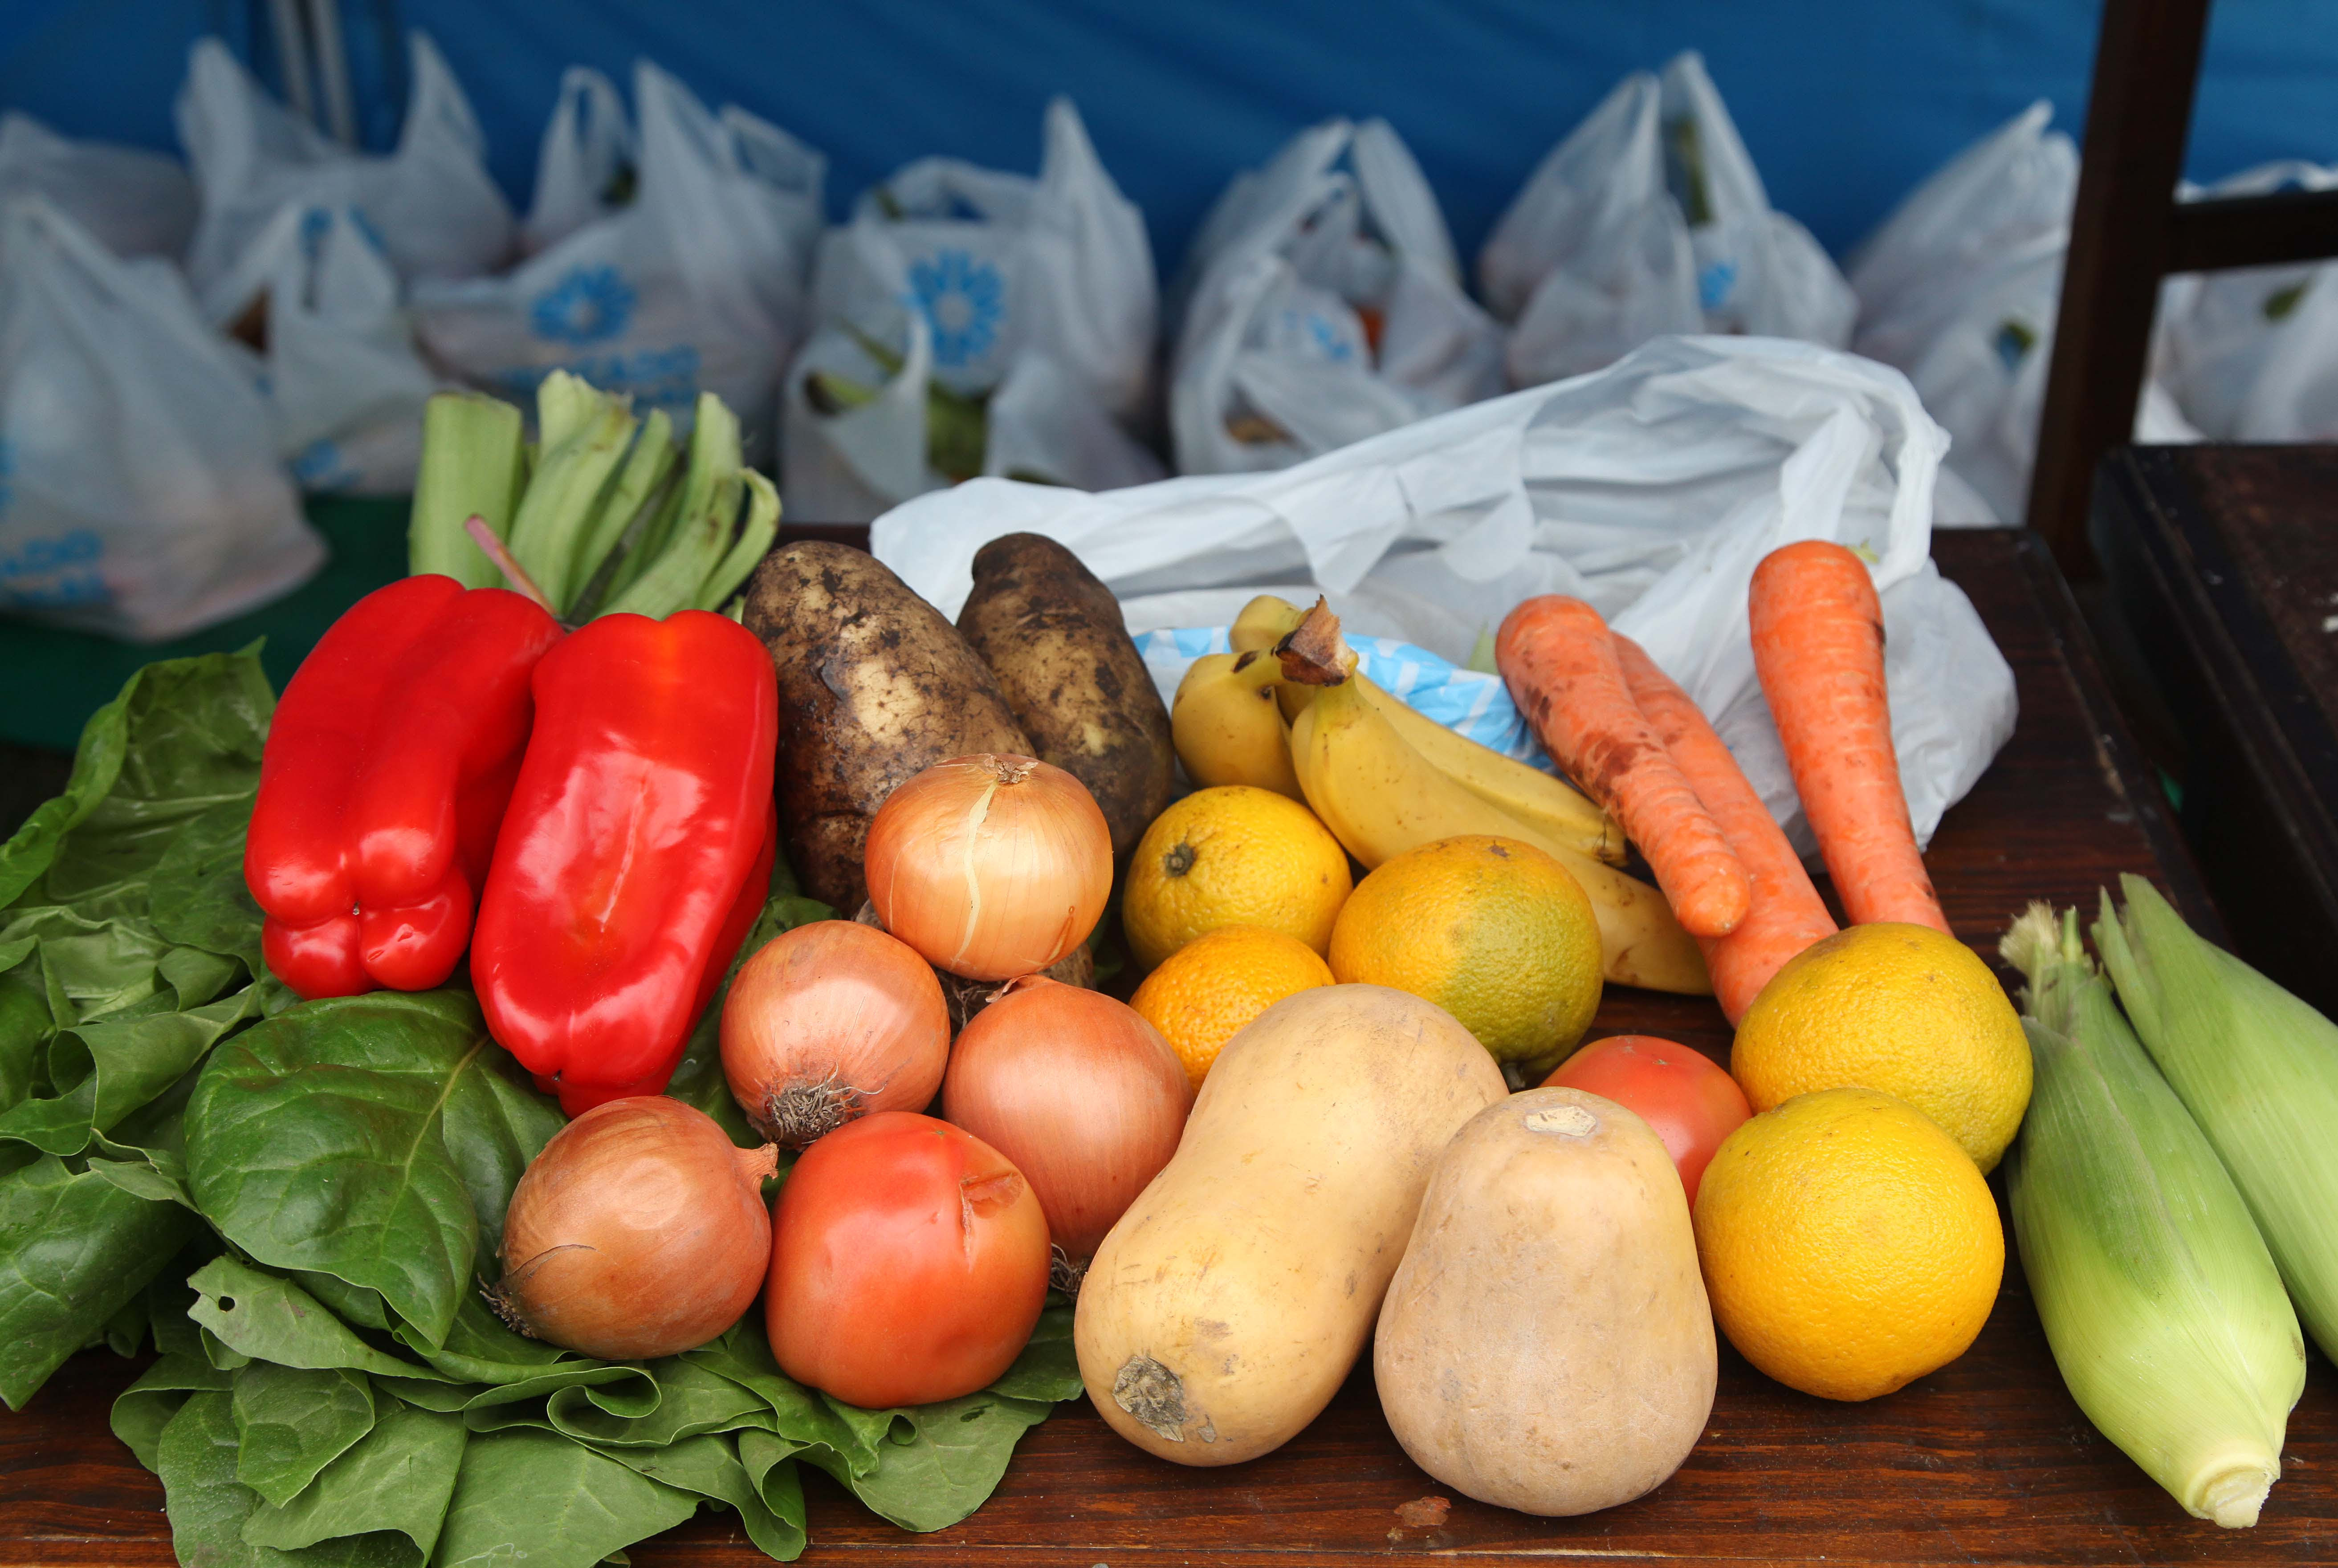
[2027,0,2211,577]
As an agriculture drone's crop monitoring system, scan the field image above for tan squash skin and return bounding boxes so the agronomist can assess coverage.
[1375,1087,1716,1515]
[1075,984,1507,1466]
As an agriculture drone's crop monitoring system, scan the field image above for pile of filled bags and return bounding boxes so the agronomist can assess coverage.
[4,35,2336,643]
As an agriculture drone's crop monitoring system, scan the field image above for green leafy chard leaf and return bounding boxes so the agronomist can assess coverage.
[233,1364,379,1508]
[187,1259,442,1382]
[24,650,273,921]
[0,979,261,1155]
[240,1398,468,1560]
[430,1429,699,1568]
[542,1359,773,1448]
[113,1353,235,1471]
[155,1389,413,1568]
[185,991,563,1346]
[988,1302,1080,1402]
[0,1151,198,1409]
[603,1433,805,1562]
[150,799,268,969]
[829,1389,1056,1533]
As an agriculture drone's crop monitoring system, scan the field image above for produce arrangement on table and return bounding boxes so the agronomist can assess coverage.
[5,371,2337,1568]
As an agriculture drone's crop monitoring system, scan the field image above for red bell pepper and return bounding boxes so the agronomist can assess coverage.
[245,576,562,999]
[471,610,778,1115]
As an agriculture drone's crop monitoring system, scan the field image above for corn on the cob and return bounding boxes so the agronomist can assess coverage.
[2095,874,2338,1362]
[2001,903,2303,1529]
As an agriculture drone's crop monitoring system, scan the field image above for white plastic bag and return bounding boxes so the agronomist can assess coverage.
[1479,73,1702,388]
[1170,118,1505,474]
[873,335,2015,849]
[0,197,322,641]
[177,33,513,324]
[413,61,824,447]
[1658,53,1857,349]
[237,202,437,494]
[1848,105,2198,526]
[2158,162,2338,440]
[0,112,196,262]
[522,67,635,255]
[780,98,1160,520]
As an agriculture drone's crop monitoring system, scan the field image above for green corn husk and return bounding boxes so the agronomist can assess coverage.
[2002,904,2304,1529]
[2096,873,2338,1362]
[407,392,526,587]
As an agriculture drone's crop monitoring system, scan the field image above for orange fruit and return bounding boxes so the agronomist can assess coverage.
[1693,1087,2005,1401]
[1121,786,1351,971]
[1129,925,1336,1089]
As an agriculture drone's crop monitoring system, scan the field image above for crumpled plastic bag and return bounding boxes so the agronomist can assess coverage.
[176,32,513,324]
[781,97,1160,521]
[0,111,196,262]
[0,197,322,641]
[1169,118,1505,475]
[872,334,2015,850]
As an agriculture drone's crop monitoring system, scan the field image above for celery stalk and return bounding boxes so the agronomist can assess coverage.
[408,393,525,587]
[2095,874,2338,1362]
[695,470,779,612]
[504,375,638,613]
[2002,905,2303,1528]
[601,473,741,620]
[567,408,676,609]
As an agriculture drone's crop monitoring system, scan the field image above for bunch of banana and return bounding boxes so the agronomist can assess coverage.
[1173,596,1710,995]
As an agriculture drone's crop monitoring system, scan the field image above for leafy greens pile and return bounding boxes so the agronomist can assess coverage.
[0,649,1084,1567]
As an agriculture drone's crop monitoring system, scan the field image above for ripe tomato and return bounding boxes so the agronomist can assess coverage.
[1543,1036,1750,1207]
[766,1111,1049,1408]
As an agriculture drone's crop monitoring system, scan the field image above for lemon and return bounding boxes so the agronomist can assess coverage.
[1695,1087,2004,1401]
[1122,786,1352,972]
[1129,925,1336,1089]
[1327,834,1601,1072]
[1731,922,2032,1172]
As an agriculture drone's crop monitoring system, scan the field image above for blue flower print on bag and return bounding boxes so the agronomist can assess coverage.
[907,249,1005,367]
[1697,258,1738,313]
[530,265,638,345]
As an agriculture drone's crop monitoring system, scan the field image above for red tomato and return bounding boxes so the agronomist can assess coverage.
[1543,1036,1751,1208]
[766,1111,1049,1408]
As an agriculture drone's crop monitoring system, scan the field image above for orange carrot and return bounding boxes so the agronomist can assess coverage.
[1613,634,1838,1022]
[1496,596,1750,939]
[1747,540,1949,933]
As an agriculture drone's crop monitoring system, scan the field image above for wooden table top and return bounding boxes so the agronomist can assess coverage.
[5,529,2329,1568]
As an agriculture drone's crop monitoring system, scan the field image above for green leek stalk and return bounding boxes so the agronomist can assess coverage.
[2096,874,2338,1362]
[2002,904,2303,1529]
[408,393,525,588]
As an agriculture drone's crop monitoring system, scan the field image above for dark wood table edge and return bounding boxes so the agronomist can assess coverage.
[2090,451,2338,947]
[2002,524,2225,939]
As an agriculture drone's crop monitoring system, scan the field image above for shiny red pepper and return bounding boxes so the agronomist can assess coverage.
[245,576,562,999]
[471,610,778,1115]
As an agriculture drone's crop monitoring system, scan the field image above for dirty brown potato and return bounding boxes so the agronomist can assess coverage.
[955,533,1173,860]
[742,541,1031,912]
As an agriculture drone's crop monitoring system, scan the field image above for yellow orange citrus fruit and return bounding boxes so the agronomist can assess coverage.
[1326,834,1601,1072]
[1731,922,2032,1172]
[1128,924,1336,1089]
[1121,786,1352,972]
[1694,1086,2005,1401]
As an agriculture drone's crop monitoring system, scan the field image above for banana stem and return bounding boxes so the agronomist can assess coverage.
[1275,598,1350,687]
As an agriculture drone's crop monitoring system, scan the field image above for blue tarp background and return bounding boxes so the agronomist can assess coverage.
[3,0,2333,268]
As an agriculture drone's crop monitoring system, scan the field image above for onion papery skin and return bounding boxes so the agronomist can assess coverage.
[766,1111,1050,1408]
[494,1097,777,1359]
[942,975,1194,1264]
[721,919,951,1147]
[865,754,1112,983]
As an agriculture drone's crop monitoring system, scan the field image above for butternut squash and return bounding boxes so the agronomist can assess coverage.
[1375,1086,1715,1515]
[1074,984,1506,1465]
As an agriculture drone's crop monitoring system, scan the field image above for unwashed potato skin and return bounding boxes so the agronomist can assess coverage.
[1376,1086,1716,1516]
[956,533,1173,860]
[1075,984,1507,1466]
[742,541,1031,912]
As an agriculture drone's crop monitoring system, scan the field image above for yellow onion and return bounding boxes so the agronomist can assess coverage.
[721,919,950,1147]
[865,755,1112,982]
[493,1097,776,1359]
[941,975,1193,1275]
